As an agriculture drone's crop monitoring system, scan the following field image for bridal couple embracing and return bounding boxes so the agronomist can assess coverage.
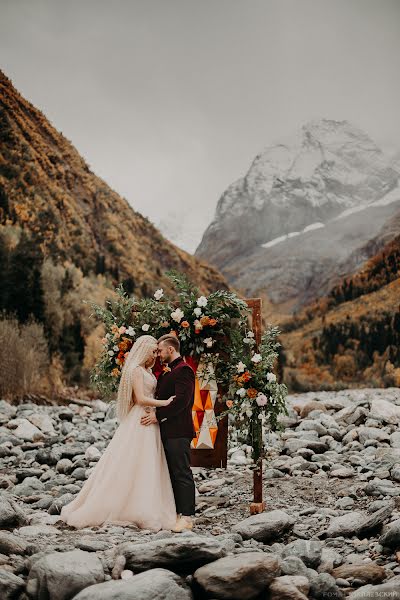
[60,334,196,533]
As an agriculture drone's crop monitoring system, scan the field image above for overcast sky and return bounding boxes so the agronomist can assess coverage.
[1,0,400,252]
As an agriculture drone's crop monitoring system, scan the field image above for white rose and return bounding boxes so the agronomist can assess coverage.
[247,331,255,338]
[267,372,277,382]
[113,345,119,351]
[203,337,213,348]
[197,296,208,307]
[108,350,114,356]
[171,308,184,323]
[243,338,250,344]
[251,353,262,363]
[245,409,253,418]
[256,393,268,406]
[126,326,135,336]
[193,307,202,317]
[142,324,150,332]
[236,388,246,397]
[236,361,246,373]
[154,289,164,301]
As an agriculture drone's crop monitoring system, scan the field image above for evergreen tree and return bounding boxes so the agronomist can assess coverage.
[7,231,45,323]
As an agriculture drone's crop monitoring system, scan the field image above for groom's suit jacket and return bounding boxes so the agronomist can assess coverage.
[155,356,195,440]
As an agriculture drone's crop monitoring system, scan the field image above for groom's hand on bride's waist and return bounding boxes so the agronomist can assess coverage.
[140,412,158,426]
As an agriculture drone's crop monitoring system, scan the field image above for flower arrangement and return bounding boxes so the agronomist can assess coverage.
[219,325,288,460]
[86,271,288,458]
[86,272,248,395]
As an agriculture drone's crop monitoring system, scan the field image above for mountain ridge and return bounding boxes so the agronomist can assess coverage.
[196,118,400,319]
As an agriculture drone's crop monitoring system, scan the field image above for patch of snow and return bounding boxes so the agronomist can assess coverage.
[261,222,325,249]
[303,222,325,232]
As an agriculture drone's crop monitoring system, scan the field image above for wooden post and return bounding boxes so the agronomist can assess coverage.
[246,298,266,515]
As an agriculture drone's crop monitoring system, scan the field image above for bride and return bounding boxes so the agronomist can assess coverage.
[60,335,178,531]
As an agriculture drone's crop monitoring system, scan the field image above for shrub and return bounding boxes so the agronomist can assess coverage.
[0,315,49,399]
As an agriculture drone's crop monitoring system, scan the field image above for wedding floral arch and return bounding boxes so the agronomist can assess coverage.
[87,271,288,470]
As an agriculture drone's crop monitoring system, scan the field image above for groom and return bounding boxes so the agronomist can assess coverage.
[140,334,196,532]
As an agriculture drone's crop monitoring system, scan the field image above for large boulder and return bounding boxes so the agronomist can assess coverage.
[28,413,56,435]
[11,418,45,442]
[193,552,281,600]
[232,510,295,542]
[332,563,386,585]
[118,535,226,572]
[72,568,192,600]
[369,398,400,424]
[26,549,104,600]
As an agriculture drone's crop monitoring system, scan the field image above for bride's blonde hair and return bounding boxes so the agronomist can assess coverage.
[115,334,158,422]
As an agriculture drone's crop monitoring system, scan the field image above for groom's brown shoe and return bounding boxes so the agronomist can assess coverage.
[172,515,193,533]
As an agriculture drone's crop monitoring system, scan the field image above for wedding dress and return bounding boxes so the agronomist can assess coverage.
[60,366,177,530]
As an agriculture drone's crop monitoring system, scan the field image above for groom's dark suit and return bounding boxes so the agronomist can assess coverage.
[155,356,195,516]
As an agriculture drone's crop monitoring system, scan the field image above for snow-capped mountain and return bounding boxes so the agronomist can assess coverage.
[196,119,400,318]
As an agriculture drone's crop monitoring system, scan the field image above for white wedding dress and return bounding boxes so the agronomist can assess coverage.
[60,367,177,530]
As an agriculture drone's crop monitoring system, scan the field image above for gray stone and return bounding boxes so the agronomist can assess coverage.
[12,476,45,497]
[72,568,193,600]
[358,427,391,445]
[365,478,400,496]
[193,552,281,599]
[264,469,285,479]
[332,563,386,585]
[309,572,344,600]
[269,575,309,600]
[369,398,400,424]
[0,494,26,527]
[27,549,104,600]
[280,556,309,578]
[0,531,32,555]
[327,502,394,538]
[48,493,75,515]
[118,535,226,572]
[55,458,73,474]
[326,512,365,537]
[233,510,295,542]
[282,540,322,569]
[348,575,400,599]
[0,569,25,600]
[379,518,400,548]
[335,497,355,510]
[12,418,45,442]
[390,432,400,448]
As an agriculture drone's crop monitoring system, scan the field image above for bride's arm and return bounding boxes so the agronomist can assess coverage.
[131,368,174,407]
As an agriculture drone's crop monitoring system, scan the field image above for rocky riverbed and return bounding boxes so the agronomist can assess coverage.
[2,388,400,599]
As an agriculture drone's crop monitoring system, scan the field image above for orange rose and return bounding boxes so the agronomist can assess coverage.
[247,388,258,398]
[226,400,233,408]
[111,368,121,377]
[242,371,252,382]
[181,321,190,328]
[200,316,210,326]
[209,318,217,326]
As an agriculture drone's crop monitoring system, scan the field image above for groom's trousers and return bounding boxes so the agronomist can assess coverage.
[163,437,195,516]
